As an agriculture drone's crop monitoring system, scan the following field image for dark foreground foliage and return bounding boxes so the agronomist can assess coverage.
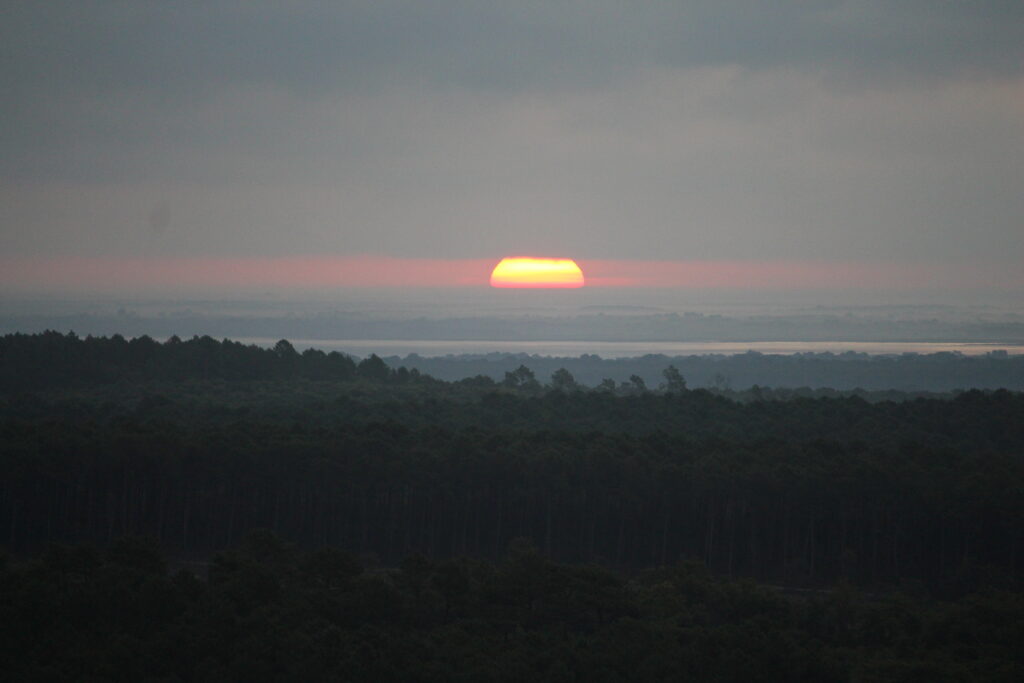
[3,534,1022,682]
[2,332,1023,679]
[3,382,1022,589]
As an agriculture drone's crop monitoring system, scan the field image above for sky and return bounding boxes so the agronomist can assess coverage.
[2,1,1023,300]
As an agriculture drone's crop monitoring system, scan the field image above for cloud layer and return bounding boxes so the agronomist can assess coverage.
[2,2,1022,290]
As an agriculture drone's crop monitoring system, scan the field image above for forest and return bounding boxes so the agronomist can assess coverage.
[2,331,1023,680]
[386,348,1024,392]
[4,534,1022,681]
[4,327,1023,391]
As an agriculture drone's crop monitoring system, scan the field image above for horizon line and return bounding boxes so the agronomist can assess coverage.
[1,255,1021,294]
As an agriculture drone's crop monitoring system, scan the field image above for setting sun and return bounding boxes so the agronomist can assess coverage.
[489,257,585,288]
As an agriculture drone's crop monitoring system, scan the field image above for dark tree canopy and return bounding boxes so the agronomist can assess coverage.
[550,367,578,391]
[1,331,1023,680]
[662,364,687,392]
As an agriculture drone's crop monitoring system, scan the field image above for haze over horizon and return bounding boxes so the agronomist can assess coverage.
[3,2,1023,318]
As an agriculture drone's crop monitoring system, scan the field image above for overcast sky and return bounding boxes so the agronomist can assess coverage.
[2,2,1022,288]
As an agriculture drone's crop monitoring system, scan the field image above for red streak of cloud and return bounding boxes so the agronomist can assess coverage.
[0,256,495,291]
[580,259,1022,291]
[0,256,1018,293]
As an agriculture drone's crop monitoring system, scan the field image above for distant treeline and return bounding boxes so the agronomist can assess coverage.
[0,331,414,391]
[3,331,1024,393]
[387,349,1024,392]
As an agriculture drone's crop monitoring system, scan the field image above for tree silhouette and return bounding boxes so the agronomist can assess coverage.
[502,364,539,390]
[550,367,578,391]
[662,365,687,392]
[357,353,391,381]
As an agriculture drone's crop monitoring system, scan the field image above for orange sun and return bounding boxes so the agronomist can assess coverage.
[490,257,585,288]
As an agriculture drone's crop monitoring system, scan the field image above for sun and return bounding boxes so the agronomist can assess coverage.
[490,257,585,288]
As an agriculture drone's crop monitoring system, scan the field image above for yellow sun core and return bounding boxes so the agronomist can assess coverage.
[490,257,585,289]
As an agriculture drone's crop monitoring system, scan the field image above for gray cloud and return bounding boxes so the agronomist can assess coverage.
[1,2,1022,274]
[5,2,1022,98]
[6,1,1021,174]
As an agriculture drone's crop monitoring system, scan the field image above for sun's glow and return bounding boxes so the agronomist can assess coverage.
[489,257,585,288]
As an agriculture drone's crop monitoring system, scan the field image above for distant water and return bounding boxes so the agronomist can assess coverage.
[238,338,1024,358]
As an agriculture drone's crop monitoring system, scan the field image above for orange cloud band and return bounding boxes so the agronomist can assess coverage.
[0,256,494,291]
[0,256,1019,293]
[579,259,1024,290]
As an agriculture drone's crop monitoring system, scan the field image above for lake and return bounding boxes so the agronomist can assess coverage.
[237,338,1024,358]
